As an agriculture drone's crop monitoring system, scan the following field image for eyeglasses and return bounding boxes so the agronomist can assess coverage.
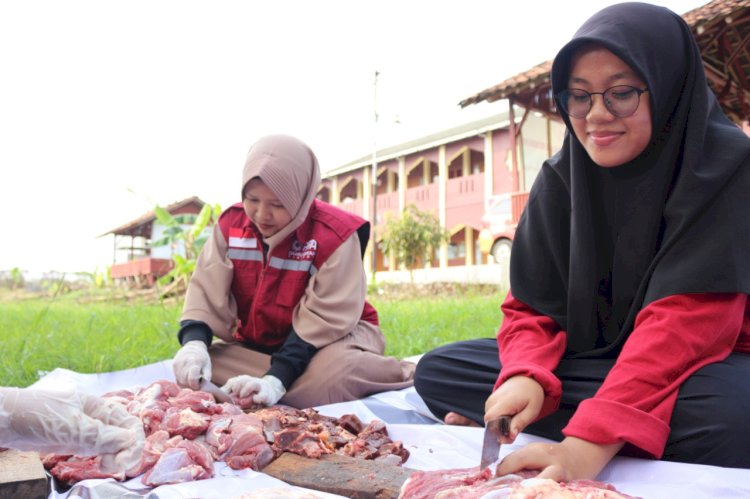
[556,85,649,119]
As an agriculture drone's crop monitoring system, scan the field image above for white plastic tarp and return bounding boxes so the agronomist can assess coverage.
[31,361,750,499]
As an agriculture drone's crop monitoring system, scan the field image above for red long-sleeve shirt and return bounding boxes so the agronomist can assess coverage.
[495,291,750,458]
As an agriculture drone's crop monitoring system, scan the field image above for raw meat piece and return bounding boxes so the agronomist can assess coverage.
[159,406,211,439]
[338,413,365,434]
[223,414,276,470]
[230,393,258,410]
[337,419,409,464]
[126,430,172,478]
[48,456,125,483]
[254,405,309,432]
[205,414,234,458]
[224,430,276,470]
[399,466,495,498]
[274,427,333,459]
[99,389,135,406]
[132,404,166,436]
[170,388,223,414]
[233,488,330,498]
[229,412,266,434]
[141,438,214,486]
[398,467,639,499]
[42,380,409,488]
[41,453,72,469]
[499,477,637,498]
[219,402,245,415]
[286,412,358,451]
[126,383,172,435]
[130,381,181,412]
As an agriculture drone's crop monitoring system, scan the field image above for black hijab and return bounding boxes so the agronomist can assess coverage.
[509,2,750,357]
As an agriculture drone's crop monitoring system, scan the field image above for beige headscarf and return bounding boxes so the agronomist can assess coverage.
[241,134,322,242]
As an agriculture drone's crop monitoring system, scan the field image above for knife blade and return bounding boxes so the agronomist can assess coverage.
[200,378,233,404]
[480,416,511,471]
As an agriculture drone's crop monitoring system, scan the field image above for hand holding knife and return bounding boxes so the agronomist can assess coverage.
[480,415,512,471]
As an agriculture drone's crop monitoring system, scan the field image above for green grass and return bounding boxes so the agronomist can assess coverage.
[0,288,506,388]
[373,293,504,358]
[0,297,181,387]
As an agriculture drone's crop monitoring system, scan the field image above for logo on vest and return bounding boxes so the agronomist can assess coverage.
[288,239,318,260]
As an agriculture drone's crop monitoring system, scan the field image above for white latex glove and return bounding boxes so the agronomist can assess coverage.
[172,340,212,390]
[0,387,145,474]
[222,374,286,406]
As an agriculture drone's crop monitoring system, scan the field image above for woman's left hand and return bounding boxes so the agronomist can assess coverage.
[495,436,623,481]
[222,374,286,406]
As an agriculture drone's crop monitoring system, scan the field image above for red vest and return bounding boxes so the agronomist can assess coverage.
[218,200,378,349]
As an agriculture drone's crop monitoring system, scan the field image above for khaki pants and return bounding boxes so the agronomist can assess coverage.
[209,321,415,408]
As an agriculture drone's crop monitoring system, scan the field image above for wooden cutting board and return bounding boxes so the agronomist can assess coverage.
[0,450,48,499]
[262,453,414,499]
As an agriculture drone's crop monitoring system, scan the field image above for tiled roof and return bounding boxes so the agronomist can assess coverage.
[459,0,750,124]
[682,0,750,24]
[460,60,553,107]
[100,196,206,237]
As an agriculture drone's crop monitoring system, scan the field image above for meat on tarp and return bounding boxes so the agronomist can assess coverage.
[42,379,409,488]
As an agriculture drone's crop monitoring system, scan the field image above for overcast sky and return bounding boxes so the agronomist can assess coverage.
[0,0,706,275]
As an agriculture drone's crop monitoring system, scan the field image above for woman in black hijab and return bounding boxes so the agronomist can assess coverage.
[414,1,750,480]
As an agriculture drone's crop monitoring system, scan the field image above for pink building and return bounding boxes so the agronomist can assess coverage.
[319,112,563,284]
[325,0,748,285]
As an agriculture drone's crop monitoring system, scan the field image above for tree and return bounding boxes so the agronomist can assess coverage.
[380,204,449,284]
[150,202,222,292]
[9,267,24,290]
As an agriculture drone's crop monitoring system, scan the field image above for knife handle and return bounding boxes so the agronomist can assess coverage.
[499,416,511,437]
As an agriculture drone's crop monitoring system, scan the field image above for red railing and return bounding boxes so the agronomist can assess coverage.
[110,258,174,285]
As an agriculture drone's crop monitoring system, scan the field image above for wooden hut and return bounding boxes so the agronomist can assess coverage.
[101,196,206,286]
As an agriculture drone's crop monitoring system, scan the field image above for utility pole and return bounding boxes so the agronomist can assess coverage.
[370,70,379,285]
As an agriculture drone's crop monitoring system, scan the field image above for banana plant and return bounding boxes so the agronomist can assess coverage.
[150,203,222,289]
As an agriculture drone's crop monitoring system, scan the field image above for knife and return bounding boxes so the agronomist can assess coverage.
[480,416,511,471]
[200,377,233,404]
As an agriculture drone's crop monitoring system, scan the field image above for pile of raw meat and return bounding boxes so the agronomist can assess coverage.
[43,379,409,487]
[399,467,639,498]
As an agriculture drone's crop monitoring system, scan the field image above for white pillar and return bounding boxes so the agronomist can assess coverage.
[438,145,448,268]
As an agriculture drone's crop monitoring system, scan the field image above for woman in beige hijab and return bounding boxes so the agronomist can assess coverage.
[171,134,415,408]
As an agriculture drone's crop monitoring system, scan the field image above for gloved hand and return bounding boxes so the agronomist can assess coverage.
[172,340,211,390]
[222,374,286,406]
[0,387,145,474]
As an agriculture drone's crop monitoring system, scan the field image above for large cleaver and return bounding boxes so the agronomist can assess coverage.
[480,416,511,471]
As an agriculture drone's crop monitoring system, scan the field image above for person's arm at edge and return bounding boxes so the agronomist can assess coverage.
[495,290,567,419]
[563,292,747,458]
[180,221,238,343]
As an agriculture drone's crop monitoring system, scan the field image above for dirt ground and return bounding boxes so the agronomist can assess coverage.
[370,282,505,300]
[0,280,505,304]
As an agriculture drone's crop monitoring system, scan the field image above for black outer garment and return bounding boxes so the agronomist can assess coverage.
[413,339,750,468]
[509,2,750,357]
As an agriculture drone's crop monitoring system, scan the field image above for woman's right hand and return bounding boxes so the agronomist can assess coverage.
[484,375,544,443]
[172,341,211,390]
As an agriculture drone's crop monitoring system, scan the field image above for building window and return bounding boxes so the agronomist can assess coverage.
[447,242,466,260]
